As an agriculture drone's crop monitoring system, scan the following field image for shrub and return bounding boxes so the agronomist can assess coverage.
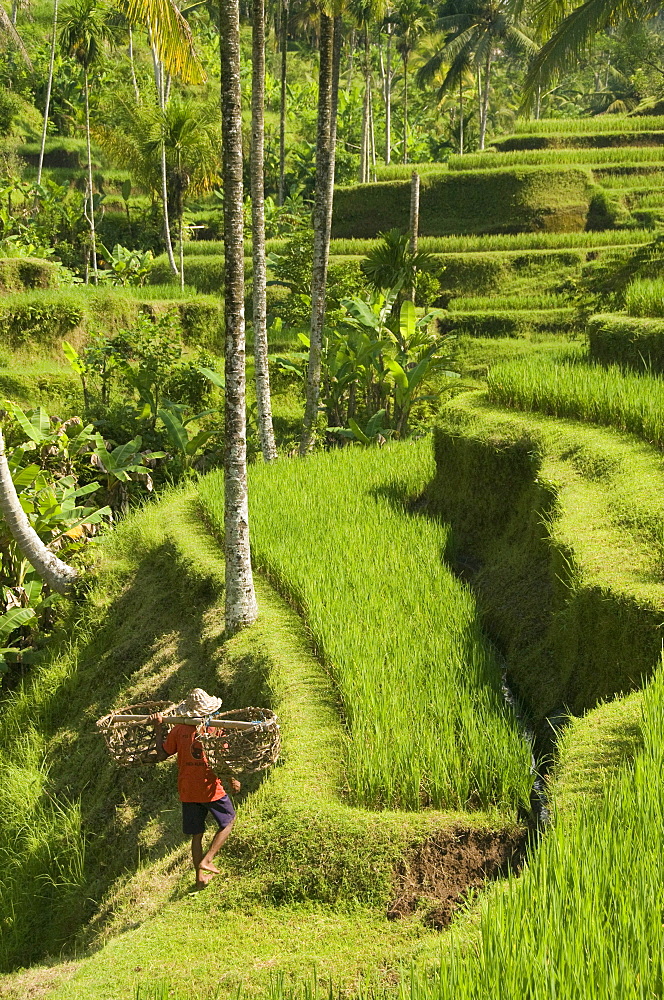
[0,257,63,292]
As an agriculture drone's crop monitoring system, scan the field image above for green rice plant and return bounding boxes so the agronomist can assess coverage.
[624,277,664,317]
[395,667,664,999]
[487,355,664,448]
[448,146,664,171]
[327,230,649,258]
[125,284,203,300]
[199,441,533,813]
[449,293,568,311]
[513,115,664,134]
[375,162,449,181]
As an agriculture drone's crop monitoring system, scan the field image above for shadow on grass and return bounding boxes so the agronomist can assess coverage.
[1,538,273,970]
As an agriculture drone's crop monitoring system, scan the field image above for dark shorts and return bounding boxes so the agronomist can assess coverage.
[182,794,236,835]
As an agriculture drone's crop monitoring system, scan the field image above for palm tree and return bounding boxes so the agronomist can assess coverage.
[392,0,429,163]
[252,0,278,461]
[0,4,32,66]
[219,0,259,630]
[300,9,341,455]
[417,0,536,150]
[0,427,77,595]
[60,0,117,284]
[278,0,289,205]
[522,0,657,107]
[350,0,385,182]
[37,0,60,187]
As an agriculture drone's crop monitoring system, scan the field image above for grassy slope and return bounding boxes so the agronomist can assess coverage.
[0,485,517,1000]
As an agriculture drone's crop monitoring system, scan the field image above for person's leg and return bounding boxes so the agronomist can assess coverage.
[191,833,204,872]
[197,794,237,882]
[199,818,235,875]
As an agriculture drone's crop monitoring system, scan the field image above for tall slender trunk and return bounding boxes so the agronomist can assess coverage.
[83,69,98,284]
[402,54,408,164]
[385,25,391,164]
[219,0,258,631]
[0,427,77,594]
[151,34,179,277]
[37,0,58,188]
[359,27,370,182]
[459,76,464,155]
[346,25,355,91]
[179,208,185,290]
[252,0,277,461]
[534,80,541,120]
[278,0,289,205]
[300,12,336,455]
[129,27,141,104]
[409,169,419,303]
[479,46,492,150]
[369,82,376,181]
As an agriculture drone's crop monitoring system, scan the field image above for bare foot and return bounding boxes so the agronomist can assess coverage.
[198,861,220,875]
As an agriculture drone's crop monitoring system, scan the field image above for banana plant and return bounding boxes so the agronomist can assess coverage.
[327,410,394,446]
[386,345,460,437]
[91,435,165,507]
[157,404,216,470]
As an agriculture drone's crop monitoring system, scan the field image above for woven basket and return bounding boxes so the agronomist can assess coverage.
[97,700,178,767]
[197,707,281,777]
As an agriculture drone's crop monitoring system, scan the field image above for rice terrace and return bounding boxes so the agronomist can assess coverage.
[4,0,664,996]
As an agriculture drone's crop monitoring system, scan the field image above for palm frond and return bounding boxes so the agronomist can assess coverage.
[124,0,205,84]
[522,0,644,107]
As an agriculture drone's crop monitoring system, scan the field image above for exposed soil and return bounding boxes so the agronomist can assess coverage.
[388,826,528,929]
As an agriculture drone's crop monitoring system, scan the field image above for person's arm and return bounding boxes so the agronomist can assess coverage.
[148,713,170,761]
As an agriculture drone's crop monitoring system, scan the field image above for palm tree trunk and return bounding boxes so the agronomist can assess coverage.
[300,11,336,456]
[359,26,370,183]
[129,26,141,104]
[479,46,492,150]
[459,76,464,155]
[278,0,289,206]
[83,69,98,284]
[252,0,277,462]
[409,170,419,255]
[369,82,376,181]
[385,24,391,165]
[402,54,408,164]
[0,427,77,594]
[37,0,58,188]
[346,25,355,91]
[219,0,258,631]
[151,34,179,277]
[179,209,185,291]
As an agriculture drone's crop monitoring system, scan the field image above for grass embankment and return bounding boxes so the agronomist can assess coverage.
[428,392,664,721]
[513,115,664,134]
[0,287,224,354]
[487,354,664,449]
[200,442,532,812]
[0,456,527,996]
[332,168,592,238]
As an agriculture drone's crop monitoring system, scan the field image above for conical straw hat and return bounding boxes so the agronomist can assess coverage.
[176,688,222,723]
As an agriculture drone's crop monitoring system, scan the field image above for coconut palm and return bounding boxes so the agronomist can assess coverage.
[0,427,77,595]
[522,0,658,107]
[59,0,117,284]
[251,0,278,460]
[0,3,32,66]
[300,9,341,455]
[37,0,59,187]
[417,0,536,150]
[349,0,385,182]
[219,0,259,630]
[391,0,430,163]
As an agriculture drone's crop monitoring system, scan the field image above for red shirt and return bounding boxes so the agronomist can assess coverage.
[162,724,225,803]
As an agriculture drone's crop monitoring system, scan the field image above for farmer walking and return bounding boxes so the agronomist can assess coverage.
[150,688,240,889]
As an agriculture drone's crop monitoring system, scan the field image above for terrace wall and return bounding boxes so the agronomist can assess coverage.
[427,397,664,727]
[332,167,593,239]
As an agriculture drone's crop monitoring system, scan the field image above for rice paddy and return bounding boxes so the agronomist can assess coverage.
[448,146,664,171]
[487,355,664,448]
[198,442,533,812]
[325,230,650,257]
[625,278,664,317]
[513,115,664,134]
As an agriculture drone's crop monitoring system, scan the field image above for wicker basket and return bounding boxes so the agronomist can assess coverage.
[97,700,178,767]
[197,707,281,777]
